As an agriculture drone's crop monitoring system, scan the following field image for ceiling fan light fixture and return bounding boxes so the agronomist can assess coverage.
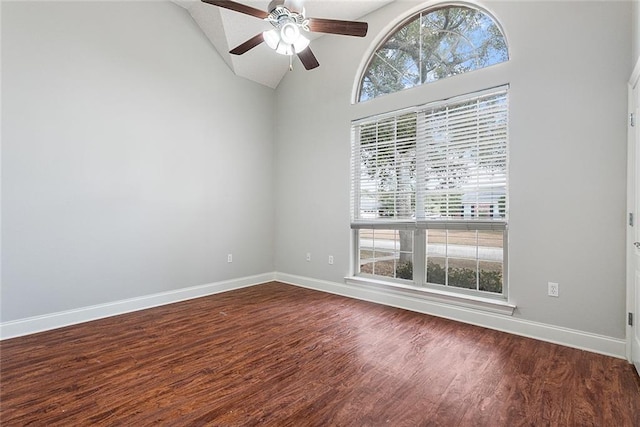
[276,43,294,56]
[292,34,309,53]
[263,29,280,50]
[280,22,299,44]
[263,28,309,56]
[263,29,293,55]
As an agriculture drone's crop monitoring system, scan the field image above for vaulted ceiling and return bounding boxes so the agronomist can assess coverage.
[174,0,392,88]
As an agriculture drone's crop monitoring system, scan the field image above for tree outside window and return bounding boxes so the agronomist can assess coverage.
[359,6,508,102]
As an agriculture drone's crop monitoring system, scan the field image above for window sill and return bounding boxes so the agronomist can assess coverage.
[344,276,516,316]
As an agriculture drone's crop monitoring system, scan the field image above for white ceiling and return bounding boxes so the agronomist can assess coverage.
[174,0,392,88]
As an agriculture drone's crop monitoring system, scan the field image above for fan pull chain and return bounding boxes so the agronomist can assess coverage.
[289,54,293,71]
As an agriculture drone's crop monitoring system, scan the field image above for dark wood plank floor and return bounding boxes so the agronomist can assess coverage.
[1,282,639,426]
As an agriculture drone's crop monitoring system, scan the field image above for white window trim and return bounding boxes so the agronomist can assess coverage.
[349,87,511,311]
[344,275,516,316]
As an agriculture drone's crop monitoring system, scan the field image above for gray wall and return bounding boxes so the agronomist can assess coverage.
[1,1,275,321]
[634,0,639,65]
[1,0,635,345]
[274,1,632,339]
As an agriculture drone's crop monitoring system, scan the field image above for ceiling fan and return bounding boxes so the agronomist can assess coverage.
[201,0,368,70]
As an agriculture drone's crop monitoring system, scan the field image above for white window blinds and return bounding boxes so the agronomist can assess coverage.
[351,112,418,223]
[352,88,508,230]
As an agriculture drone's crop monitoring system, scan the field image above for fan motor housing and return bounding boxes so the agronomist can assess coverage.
[267,4,307,31]
[268,0,303,14]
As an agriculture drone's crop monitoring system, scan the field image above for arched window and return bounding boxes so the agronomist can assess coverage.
[350,4,511,302]
[358,5,508,102]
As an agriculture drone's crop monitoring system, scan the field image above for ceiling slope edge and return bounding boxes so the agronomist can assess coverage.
[176,0,287,88]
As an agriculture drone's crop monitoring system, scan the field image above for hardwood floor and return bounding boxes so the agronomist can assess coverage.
[1,281,639,426]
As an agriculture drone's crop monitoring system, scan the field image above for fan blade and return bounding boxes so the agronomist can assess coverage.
[307,18,368,37]
[297,47,320,70]
[230,33,265,55]
[201,0,269,19]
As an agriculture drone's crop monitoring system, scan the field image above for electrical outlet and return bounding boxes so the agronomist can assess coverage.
[548,282,559,297]
[227,254,233,263]
[306,253,311,262]
[328,255,334,265]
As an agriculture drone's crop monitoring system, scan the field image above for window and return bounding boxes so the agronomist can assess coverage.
[351,88,509,297]
[358,5,508,102]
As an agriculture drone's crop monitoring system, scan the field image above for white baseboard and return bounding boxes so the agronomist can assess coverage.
[0,272,276,340]
[2,271,627,360]
[275,272,627,359]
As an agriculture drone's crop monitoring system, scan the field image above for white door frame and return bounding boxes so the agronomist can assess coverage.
[627,56,640,368]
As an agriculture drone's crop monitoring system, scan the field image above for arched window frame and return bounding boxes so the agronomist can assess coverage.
[354,2,510,103]
[349,2,513,307]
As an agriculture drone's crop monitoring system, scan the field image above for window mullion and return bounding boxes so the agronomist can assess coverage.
[414,229,426,286]
[416,111,425,220]
[444,230,449,287]
[414,111,426,286]
[476,230,480,291]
